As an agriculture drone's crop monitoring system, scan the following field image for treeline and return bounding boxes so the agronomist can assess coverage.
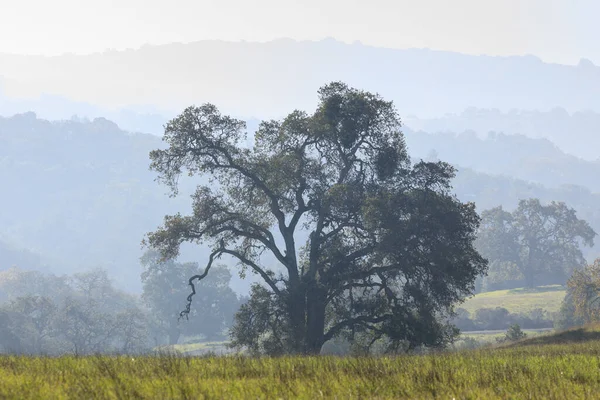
[0,268,148,355]
[453,307,554,331]
[0,252,243,355]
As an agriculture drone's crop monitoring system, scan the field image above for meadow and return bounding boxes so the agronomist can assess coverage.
[461,285,566,315]
[3,327,600,399]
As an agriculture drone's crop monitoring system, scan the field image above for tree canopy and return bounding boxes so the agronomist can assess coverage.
[145,82,487,355]
[477,199,596,289]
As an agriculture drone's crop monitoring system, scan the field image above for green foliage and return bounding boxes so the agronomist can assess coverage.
[497,324,528,343]
[477,199,596,289]
[146,82,487,355]
[228,284,291,355]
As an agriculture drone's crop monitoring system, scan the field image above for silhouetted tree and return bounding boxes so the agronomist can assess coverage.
[145,82,487,355]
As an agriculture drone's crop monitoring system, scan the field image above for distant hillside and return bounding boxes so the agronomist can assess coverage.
[1,112,599,294]
[0,89,170,135]
[0,112,191,290]
[1,38,600,120]
[405,108,600,161]
[404,129,600,192]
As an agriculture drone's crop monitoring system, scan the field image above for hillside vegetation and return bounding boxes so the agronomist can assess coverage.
[506,324,600,347]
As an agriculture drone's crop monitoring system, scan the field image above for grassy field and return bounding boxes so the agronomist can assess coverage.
[156,341,230,355]
[461,285,566,315]
[459,328,550,345]
[3,328,600,399]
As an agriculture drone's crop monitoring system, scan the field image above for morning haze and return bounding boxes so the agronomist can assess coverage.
[1,2,600,397]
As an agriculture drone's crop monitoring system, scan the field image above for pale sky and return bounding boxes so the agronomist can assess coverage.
[0,0,598,65]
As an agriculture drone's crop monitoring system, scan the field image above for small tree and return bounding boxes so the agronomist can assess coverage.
[555,291,586,330]
[498,323,527,343]
[145,82,488,355]
[567,258,600,324]
[114,308,151,354]
[141,251,239,345]
[477,199,596,288]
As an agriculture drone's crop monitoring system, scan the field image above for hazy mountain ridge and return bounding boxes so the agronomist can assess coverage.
[0,88,171,135]
[0,113,181,289]
[405,108,600,161]
[1,38,599,121]
[404,128,600,192]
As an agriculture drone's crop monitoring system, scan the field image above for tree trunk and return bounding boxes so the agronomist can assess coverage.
[525,243,536,288]
[305,287,326,355]
[524,270,535,288]
[287,284,307,354]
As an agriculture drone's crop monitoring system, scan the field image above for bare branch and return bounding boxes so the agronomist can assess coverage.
[220,248,282,296]
[179,246,222,320]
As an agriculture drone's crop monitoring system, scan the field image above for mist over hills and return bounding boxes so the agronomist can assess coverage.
[0,88,171,135]
[1,38,600,121]
[404,128,600,191]
[406,108,600,161]
[1,112,600,294]
[2,38,600,294]
[2,38,600,163]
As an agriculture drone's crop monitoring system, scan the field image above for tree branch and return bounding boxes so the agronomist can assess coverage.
[323,314,391,343]
[179,247,221,320]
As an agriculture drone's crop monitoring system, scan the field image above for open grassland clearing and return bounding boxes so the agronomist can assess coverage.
[462,285,566,315]
[3,327,600,399]
[155,341,231,356]
[458,328,551,345]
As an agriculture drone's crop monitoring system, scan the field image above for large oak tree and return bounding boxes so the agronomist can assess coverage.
[145,82,487,354]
